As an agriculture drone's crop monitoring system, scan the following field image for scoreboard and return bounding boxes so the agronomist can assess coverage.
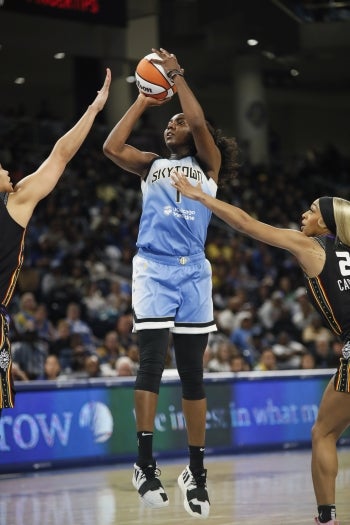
[1,0,127,27]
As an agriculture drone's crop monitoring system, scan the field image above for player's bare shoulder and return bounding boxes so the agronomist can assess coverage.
[6,181,37,228]
[297,235,326,277]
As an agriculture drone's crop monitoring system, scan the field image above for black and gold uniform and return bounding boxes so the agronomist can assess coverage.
[0,194,26,409]
[305,234,350,392]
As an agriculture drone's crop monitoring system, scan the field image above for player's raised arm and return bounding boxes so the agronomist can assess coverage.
[9,68,111,227]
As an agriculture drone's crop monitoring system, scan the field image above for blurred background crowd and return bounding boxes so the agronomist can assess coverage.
[1,110,350,382]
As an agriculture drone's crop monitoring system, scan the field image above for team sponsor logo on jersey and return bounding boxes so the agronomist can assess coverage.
[163,206,195,220]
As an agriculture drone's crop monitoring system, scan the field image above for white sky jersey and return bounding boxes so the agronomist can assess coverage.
[137,156,217,256]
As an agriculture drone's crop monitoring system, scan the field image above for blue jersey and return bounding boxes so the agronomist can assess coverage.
[136,156,217,257]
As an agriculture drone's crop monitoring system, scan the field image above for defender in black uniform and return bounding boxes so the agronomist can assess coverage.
[0,68,111,413]
[172,174,347,525]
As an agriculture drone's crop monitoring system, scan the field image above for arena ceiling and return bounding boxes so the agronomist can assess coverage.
[0,0,350,116]
[158,0,350,92]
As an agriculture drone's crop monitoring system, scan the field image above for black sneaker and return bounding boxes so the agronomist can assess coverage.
[178,465,210,519]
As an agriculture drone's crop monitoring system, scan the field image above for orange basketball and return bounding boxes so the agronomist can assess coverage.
[135,52,177,100]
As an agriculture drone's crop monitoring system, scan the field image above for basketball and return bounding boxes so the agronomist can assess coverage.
[135,52,177,100]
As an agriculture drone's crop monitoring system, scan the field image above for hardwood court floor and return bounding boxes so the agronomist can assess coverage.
[1,448,350,525]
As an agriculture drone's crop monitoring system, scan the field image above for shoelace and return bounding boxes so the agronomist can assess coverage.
[143,465,161,480]
[191,470,207,488]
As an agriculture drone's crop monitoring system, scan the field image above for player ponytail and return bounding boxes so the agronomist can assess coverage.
[333,197,350,246]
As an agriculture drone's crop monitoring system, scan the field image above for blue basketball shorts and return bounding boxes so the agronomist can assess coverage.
[132,249,217,334]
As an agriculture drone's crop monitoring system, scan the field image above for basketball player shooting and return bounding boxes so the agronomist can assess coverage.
[103,47,238,519]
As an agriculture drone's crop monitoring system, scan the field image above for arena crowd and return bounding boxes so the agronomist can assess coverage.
[1,110,349,381]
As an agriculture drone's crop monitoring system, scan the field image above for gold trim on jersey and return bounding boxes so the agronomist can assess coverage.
[2,229,26,307]
[306,276,342,336]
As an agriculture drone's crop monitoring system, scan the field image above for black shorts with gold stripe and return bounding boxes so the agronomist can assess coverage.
[334,341,350,393]
[0,306,15,409]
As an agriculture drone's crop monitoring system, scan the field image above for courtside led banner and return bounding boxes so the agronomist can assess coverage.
[1,371,348,473]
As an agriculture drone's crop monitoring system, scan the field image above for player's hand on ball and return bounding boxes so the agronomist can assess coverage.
[151,48,184,76]
[137,92,171,107]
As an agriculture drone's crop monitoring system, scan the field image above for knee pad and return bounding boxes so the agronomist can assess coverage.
[173,333,208,400]
[134,328,169,394]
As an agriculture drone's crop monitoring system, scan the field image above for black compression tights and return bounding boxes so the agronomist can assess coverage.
[135,328,169,394]
[173,332,208,400]
[134,330,208,400]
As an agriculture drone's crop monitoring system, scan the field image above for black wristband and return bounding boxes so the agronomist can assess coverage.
[167,69,184,81]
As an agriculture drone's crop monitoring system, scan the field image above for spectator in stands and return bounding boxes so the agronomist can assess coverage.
[207,340,235,372]
[49,319,73,371]
[40,354,62,380]
[253,276,274,310]
[83,280,107,321]
[291,286,316,333]
[115,312,136,352]
[40,259,67,301]
[11,328,48,380]
[300,351,316,370]
[105,278,132,316]
[257,290,287,332]
[12,292,38,336]
[65,259,90,300]
[216,295,244,336]
[230,311,257,368]
[115,356,136,377]
[277,275,296,310]
[312,336,338,369]
[230,353,249,372]
[30,233,61,275]
[64,301,97,353]
[302,312,334,348]
[125,342,140,374]
[254,347,277,371]
[83,354,102,378]
[272,330,306,370]
[69,334,94,378]
[34,303,56,344]
[96,330,123,372]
